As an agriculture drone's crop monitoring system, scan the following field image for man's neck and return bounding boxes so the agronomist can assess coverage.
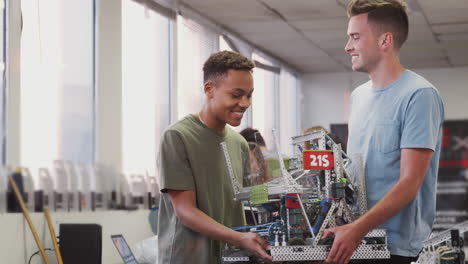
[368,56,406,89]
[198,109,225,133]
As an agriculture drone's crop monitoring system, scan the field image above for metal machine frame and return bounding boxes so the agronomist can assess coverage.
[414,220,468,264]
[221,129,390,262]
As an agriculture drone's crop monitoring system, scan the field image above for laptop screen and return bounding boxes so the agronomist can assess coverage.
[111,235,139,264]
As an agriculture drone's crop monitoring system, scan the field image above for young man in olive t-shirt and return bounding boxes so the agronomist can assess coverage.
[157,51,272,264]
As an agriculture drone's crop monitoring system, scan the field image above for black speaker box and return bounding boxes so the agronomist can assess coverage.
[59,223,102,264]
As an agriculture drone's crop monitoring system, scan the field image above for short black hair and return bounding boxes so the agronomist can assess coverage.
[240,128,266,147]
[347,0,409,50]
[203,51,255,84]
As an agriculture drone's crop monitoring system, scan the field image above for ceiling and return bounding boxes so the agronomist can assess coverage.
[181,0,468,73]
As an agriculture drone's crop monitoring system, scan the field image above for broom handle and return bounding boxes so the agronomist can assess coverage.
[8,176,51,264]
[44,208,63,264]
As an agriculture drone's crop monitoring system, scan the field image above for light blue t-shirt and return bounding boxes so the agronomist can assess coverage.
[347,70,444,256]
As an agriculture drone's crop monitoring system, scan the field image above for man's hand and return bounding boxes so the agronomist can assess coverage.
[234,232,272,263]
[322,223,363,264]
[168,190,272,262]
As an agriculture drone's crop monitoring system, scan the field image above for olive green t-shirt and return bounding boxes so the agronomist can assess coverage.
[157,114,247,264]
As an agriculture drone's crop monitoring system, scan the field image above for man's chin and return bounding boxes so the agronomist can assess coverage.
[227,119,242,127]
[352,65,366,73]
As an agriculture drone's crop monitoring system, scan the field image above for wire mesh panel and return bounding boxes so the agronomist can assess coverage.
[271,244,390,261]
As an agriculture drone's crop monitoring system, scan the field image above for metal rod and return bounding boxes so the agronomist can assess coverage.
[423,220,468,247]
[220,142,241,198]
[247,201,258,226]
[296,193,315,242]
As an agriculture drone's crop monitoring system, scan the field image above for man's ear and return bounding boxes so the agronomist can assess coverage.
[204,81,215,98]
[379,32,393,51]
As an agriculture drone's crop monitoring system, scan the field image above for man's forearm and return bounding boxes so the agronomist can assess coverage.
[176,205,243,246]
[167,190,272,262]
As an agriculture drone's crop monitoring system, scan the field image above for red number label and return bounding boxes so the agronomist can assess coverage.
[303,150,334,170]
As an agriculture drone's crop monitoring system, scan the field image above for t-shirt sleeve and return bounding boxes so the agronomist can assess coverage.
[157,129,195,193]
[400,88,444,151]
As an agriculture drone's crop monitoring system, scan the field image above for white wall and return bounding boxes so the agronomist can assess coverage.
[95,0,123,172]
[301,71,368,132]
[301,66,468,131]
[0,210,154,264]
[6,0,22,167]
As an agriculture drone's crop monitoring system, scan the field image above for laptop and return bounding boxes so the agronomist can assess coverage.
[111,234,139,264]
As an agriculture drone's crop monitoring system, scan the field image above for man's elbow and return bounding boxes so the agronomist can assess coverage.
[173,205,196,226]
[167,190,198,226]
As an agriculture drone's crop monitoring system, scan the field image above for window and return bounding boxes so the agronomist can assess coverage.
[279,70,300,156]
[176,15,218,119]
[20,0,95,183]
[122,0,171,177]
[251,53,279,149]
